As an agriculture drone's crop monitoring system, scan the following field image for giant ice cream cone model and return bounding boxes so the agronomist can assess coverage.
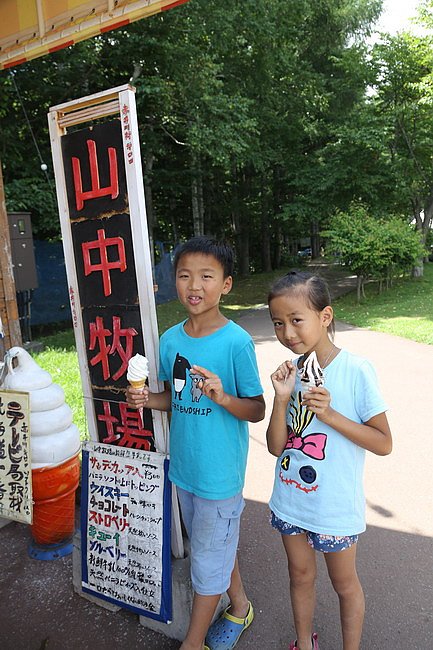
[1,347,81,557]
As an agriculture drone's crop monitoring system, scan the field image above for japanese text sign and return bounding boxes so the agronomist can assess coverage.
[55,98,158,449]
[81,442,172,622]
[0,390,32,524]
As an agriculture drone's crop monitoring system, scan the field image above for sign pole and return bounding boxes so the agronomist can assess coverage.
[0,161,22,357]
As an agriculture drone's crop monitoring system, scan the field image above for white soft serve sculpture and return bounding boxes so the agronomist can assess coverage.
[1,346,81,554]
[2,346,81,467]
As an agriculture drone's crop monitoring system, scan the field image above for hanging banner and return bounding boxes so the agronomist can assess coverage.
[81,441,172,622]
[0,0,190,70]
[0,389,32,524]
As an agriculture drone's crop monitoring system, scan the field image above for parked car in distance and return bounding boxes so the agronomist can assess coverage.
[297,247,312,258]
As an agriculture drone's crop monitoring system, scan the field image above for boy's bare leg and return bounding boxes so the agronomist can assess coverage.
[282,534,317,650]
[324,544,365,650]
[180,593,220,650]
[226,555,250,618]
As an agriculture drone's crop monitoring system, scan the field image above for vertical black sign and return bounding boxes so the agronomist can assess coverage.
[61,120,155,451]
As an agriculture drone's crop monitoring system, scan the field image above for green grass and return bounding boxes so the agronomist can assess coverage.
[33,330,88,438]
[32,263,433,438]
[334,263,433,345]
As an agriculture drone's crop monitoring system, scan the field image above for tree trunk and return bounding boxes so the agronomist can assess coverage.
[261,177,272,273]
[310,219,321,259]
[191,153,204,236]
[231,168,250,277]
[412,263,424,278]
[273,223,282,269]
[356,276,362,303]
[169,196,178,243]
[410,192,433,278]
[272,168,283,269]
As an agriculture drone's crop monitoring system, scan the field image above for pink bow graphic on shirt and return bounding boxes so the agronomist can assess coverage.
[285,430,327,460]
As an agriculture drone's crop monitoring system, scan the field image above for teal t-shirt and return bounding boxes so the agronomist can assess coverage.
[159,320,263,499]
[269,349,388,536]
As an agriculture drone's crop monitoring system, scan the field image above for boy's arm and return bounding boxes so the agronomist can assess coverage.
[126,381,172,412]
[191,364,265,422]
[219,393,265,423]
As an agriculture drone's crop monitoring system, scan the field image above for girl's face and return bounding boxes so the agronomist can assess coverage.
[269,291,333,356]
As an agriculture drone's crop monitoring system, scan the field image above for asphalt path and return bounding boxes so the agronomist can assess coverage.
[239,307,433,650]
[0,293,432,649]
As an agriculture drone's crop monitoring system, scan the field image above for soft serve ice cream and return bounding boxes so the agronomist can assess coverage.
[299,351,324,396]
[127,354,149,389]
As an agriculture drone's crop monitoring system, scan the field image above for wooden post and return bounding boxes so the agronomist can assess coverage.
[0,160,22,358]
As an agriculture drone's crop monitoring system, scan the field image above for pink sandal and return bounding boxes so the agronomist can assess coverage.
[289,632,319,650]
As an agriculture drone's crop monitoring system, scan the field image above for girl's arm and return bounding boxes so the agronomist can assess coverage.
[266,395,291,457]
[266,360,297,457]
[303,387,392,456]
[126,382,172,412]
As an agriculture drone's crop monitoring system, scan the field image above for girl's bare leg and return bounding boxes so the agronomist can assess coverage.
[282,534,317,650]
[324,543,365,650]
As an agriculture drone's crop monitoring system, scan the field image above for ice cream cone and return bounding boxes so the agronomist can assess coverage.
[129,379,146,390]
[299,351,324,397]
[300,380,316,397]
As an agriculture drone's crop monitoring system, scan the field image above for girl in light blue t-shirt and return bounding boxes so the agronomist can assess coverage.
[266,271,392,650]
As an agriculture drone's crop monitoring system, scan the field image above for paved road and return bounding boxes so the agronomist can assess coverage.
[1,297,432,649]
[239,307,433,650]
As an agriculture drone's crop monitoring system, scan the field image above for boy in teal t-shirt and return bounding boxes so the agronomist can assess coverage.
[127,236,265,650]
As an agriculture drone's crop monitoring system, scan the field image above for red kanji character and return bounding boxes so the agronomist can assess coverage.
[72,139,119,211]
[89,317,111,379]
[116,402,152,450]
[109,317,137,380]
[89,316,137,381]
[98,401,120,444]
[82,229,126,297]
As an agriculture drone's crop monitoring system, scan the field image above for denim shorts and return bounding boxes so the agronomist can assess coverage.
[177,487,244,595]
[270,511,358,553]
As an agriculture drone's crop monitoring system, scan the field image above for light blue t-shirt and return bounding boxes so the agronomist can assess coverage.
[270,349,387,536]
[159,320,263,500]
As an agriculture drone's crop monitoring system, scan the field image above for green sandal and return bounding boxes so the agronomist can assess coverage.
[205,601,254,650]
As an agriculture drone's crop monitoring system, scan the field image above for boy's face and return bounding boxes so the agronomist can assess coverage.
[175,252,232,317]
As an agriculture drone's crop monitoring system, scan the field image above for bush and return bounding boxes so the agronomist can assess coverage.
[323,205,425,301]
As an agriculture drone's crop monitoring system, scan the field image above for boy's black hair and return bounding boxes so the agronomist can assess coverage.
[173,236,234,278]
[268,270,335,337]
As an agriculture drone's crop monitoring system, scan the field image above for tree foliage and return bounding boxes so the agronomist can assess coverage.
[2,0,431,280]
[324,204,425,300]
